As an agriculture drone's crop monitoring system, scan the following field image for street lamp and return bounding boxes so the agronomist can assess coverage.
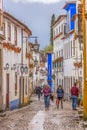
[11,64,16,70]
[4,63,9,70]
[29,36,39,51]
[34,58,38,66]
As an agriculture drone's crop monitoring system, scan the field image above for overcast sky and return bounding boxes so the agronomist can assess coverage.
[3,0,67,49]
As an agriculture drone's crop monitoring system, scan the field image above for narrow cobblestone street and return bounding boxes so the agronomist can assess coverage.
[0,95,84,130]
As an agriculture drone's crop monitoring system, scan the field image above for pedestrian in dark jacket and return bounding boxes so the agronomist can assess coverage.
[56,85,64,109]
[35,86,42,100]
[71,82,79,110]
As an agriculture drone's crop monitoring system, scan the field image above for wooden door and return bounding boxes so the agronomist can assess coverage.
[6,73,9,108]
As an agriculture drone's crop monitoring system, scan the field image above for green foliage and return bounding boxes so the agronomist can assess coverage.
[51,14,55,25]
[50,14,55,46]
[44,44,53,53]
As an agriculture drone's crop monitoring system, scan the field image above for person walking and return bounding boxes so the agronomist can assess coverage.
[43,84,51,110]
[56,85,64,109]
[35,86,42,100]
[71,82,79,110]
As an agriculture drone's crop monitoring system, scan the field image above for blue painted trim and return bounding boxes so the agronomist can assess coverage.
[65,3,76,31]
[47,53,53,91]
[64,3,76,11]
[10,99,19,110]
[70,7,76,30]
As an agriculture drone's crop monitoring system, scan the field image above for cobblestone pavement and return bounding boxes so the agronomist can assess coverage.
[0,95,84,130]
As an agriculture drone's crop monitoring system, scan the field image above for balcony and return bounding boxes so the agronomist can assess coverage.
[73,62,82,68]
[53,56,63,63]
[29,63,34,68]
[26,53,32,59]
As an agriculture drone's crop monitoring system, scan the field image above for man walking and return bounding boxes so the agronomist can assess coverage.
[35,86,42,100]
[71,82,79,110]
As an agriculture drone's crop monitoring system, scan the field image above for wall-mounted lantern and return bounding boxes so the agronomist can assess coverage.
[20,65,28,74]
[34,44,39,51]
[34,58,38,66]
[4,63,9,70]
[20,66,24,74]
[24,66,28,74]
[11,64,16,70]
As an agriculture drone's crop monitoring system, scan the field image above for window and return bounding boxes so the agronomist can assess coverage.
[61,24,63,32]
[3,22,5,36]
[62,79,63,88]
[57,51,58,57]
[68,42,70,58]
[64,24,66,35]
[14,26,17,45]
[73,40,75,56]
[61,49,63,57]
[80,70,82,75]
[67,44,68,58]
[57,79,58,86]
[59,26,60,33]
[59,50,60,57]
[15,72,17,96]
[67,12,70,32]
[71,41,72,57]
[7,22,11,41]
[53,53,55,60]
[53,30,55,37]
[56,28,58,35]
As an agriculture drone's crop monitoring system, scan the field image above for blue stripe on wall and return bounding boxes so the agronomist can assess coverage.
[64,3,76,31]
[70,6,76,30]
[47,53,53,90]
[10,99,19,110]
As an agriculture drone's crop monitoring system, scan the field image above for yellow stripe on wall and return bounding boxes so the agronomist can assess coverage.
[24,96,29,103]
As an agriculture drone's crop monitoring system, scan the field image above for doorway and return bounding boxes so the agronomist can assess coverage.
[6,73,9,108]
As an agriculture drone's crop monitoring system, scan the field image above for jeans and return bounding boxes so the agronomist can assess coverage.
[44,95,50,108]
[71,95,78,110]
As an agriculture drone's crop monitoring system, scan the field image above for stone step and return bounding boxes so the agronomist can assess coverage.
[77,107,83,114]
[79,113,83,119]
[0,113,6,117]
[78,110,83,114]
[83,122,87,129]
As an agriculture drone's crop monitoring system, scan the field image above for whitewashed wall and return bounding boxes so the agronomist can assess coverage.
[2,18,25,108]
[53,16,66,90]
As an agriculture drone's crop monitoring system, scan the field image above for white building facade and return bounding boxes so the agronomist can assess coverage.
[53,1,83,99]
[52,15,66,91]
[2,11,32,110]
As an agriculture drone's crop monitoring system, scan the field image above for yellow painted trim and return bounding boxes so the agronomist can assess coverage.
[24,96,29,104]
[82,0,87,119]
